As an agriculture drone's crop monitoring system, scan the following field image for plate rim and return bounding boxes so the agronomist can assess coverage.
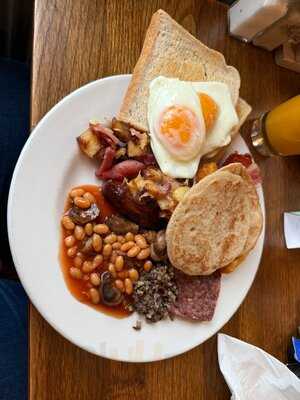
[7,74,265,362]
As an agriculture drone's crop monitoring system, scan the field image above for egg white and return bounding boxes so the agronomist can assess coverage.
[147,76,204,178]
[191,81,239,156]
[147,77,239,179]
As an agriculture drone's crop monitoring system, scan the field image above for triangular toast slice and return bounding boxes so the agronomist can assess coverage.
[118,9,242,132]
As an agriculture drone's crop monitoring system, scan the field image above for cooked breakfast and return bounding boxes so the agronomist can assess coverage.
[59,10,263,327]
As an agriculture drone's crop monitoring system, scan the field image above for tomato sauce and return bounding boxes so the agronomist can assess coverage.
[59,184,130,318]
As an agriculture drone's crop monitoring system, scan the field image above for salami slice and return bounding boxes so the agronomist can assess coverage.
[170,271,221,321]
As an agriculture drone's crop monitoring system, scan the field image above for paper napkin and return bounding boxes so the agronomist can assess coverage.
[218,334,300,400]
[284,212,300,249]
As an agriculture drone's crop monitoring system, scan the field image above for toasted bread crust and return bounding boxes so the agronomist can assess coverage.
[118,9,241,132]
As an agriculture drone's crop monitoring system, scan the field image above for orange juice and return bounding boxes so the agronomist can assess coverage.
[265,95,300,155]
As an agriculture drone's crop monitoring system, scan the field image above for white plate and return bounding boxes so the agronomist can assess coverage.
[8,75,265,362]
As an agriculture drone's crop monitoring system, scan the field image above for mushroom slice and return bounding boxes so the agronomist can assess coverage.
[150,230,167,261]
[100,272,124,307]
[68,203,100,225]
[105,214,139,235]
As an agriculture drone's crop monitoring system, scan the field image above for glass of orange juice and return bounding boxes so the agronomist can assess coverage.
[251,95,300,156]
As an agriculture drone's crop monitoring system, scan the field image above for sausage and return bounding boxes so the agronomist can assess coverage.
[102,180,163,229]
[95,147,116,178]
[105,214,139,235]
[99,160,145,181]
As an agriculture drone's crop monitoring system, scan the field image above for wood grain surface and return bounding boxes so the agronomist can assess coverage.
[31,1,300,399]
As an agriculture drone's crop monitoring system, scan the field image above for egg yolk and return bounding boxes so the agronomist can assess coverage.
[160,106,197,146]
[198,93,218,132]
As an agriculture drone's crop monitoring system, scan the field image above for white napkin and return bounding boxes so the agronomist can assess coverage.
[284,212,300,249]
[218,334,300,400]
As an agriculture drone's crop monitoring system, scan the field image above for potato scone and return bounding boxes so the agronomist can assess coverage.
[166,163,262,275]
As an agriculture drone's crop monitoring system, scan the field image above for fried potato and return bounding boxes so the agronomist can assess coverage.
[220,254,246,274]
[77,128,102,158]
[196,162,218,182]
[127,133,149,157]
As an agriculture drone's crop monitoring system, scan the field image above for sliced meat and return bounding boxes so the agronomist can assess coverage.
[68,203,100,225]
[222,152,252,168]
[95,147,116,178]
[100,160,145,181]
[247,162,262,185]
[170,271,221,321]
[134,153,156,166]
[222,152,262,185]
[90,122,124,147]
[105,214,139,235]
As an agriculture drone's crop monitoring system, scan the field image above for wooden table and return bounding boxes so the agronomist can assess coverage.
[31,1,300,399]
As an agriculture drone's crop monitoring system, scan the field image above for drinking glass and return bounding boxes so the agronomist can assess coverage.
[251,95,300,156]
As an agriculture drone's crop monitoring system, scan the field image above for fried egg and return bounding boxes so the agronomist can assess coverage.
[191,81,239,156]
[147,76,238,178]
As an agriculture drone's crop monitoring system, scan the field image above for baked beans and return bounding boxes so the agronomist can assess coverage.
[115,255,124,271]
[108,263,117,278]
[92,254,103,268]
[92,233,102,252]
[124,278,133,295]
[84,223,93,236]
[69,188,85,198]
[117,271,129,279]
[73,256,83,268]
[125,232,134,242]
[134,234,147,249]
[104,233,117,244]
[93,224,109,235]
[90,273,100,286]
[67,246,77,258]
[128,268,139,281]
[83,192,96,203]
[143,260,153,272]
[61,216,75,230]
[64,235,76,247]
[69,267,82,279]
[74,225,85,240]
[136,247,151,260]
[74,196,91,209]
[127,245,140,258]
[120,241,135,252]
[82,261,96,273]
[117,235,126,244]
[115,279,125,292]
[89,288,100,304]
[103,243,112,258]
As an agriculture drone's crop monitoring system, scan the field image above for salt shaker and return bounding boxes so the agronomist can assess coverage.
[228,0,288,42]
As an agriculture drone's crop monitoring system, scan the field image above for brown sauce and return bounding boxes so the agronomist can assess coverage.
[59,184,130,318]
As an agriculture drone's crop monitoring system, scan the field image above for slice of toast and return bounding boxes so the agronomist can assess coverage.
[118,9,241,132]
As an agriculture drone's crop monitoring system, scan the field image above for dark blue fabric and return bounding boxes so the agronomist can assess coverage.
[0,280,28,400]
[0,58,30,276]
[0,58,29,400]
